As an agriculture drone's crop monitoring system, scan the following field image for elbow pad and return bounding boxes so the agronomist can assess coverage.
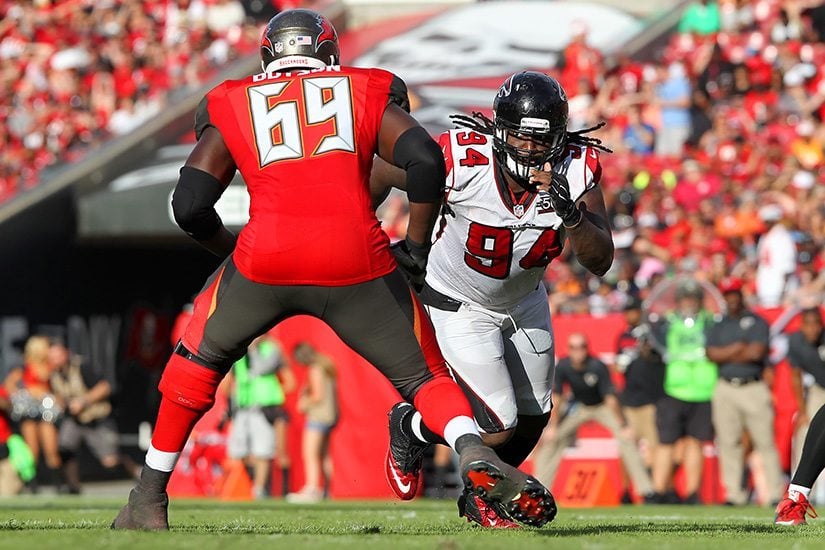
[171,166,224,240]
[393,126,445,203]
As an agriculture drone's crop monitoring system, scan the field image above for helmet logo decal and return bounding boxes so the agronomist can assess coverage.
[520,117,550,131]
[556,83,567,102]
[315,14,337,53]
[261,29,274,57]
[273,41,284,53]
[497,75,515,98]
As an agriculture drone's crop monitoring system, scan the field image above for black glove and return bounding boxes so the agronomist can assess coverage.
[391,236,430,292]
[547,170,582,227]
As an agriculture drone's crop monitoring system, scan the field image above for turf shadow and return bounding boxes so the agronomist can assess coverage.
[535,522,779,537]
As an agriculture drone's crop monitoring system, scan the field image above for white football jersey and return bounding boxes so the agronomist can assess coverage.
[425,129,600,310]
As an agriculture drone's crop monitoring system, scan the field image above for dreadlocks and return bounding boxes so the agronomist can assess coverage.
[448,112,613,157]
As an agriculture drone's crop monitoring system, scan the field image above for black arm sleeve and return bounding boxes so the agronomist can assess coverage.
[389,74,411,113]
[171,166,225,240]
[392,126,445,203]
[194,96,213,140]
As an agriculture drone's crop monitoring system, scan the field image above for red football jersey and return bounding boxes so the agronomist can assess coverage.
[196,65,397,286]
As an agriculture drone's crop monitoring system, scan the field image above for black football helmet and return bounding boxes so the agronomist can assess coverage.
[492,71,569,186]
[260,9,339,72]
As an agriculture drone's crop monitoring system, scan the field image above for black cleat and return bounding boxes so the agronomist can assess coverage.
[459,444,557,528]
[385,402,429,500]
[111,488,169,531]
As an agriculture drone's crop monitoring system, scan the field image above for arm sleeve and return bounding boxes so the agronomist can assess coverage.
[393,126,445,203]
[388,74,411,113]
[194,96,213,140]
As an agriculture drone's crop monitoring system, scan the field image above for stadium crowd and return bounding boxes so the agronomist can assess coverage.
[0,0,263,203]
[3,0,825,510]
[378,0,825,315]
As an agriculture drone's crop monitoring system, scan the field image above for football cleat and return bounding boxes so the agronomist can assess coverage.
[774,491,818,525]
[459,444,557,528]
[111,488,169,531]
[458,489,521,529]
[385,402,428,500]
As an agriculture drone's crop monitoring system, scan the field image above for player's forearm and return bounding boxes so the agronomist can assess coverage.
[194,225,237,259]
[406,201,440,246]
[565,214,614,276]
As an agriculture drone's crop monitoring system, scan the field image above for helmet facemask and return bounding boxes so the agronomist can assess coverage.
[493,117,566,188]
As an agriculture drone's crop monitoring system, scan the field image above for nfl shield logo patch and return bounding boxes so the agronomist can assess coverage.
[274,41,283,53]
[514,204,524,217]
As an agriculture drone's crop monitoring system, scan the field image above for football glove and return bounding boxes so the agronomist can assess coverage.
[547,170,582,227]
[391,237,430,292]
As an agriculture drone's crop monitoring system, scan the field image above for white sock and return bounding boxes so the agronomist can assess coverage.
[443,415,480,450]
[410,412,427,444]
[145,443,181,473]
[788,484,811,502]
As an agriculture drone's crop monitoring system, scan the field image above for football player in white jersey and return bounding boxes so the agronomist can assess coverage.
[377,71,614,528]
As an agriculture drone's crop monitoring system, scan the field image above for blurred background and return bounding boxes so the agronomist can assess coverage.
[1,0,825,508]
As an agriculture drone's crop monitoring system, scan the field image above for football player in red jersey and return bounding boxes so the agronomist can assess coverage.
[111,9,555,530]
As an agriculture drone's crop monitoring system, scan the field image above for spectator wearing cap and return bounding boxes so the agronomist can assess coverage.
[651,279,717,504]
[756,204,796,307]
[706,277,783,506]
[787,308,825,471]
[534,333,654,500]
[616,297,665,475]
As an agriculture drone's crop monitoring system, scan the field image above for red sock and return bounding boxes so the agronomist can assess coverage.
[151,353,224,453]
[413,376,474,439]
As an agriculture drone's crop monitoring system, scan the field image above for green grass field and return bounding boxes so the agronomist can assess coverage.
[0,497,822,549]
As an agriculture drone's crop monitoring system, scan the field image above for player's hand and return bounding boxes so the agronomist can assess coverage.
[531,162,582,227]
[391,236,430,292]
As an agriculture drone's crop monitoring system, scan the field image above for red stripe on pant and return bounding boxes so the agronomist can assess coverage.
[181,266,226,354]
[409,289,450,378]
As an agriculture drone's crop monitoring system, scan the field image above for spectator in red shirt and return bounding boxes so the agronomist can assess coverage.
[559,20,603,93]
[673,160,722,212]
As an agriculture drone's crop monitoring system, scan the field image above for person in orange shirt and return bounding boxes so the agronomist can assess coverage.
[790,120,824,170]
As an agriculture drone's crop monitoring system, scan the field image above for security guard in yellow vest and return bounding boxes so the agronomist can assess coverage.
[227,334,287,499]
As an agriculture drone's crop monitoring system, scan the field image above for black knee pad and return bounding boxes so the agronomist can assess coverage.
[496,413,551,468]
